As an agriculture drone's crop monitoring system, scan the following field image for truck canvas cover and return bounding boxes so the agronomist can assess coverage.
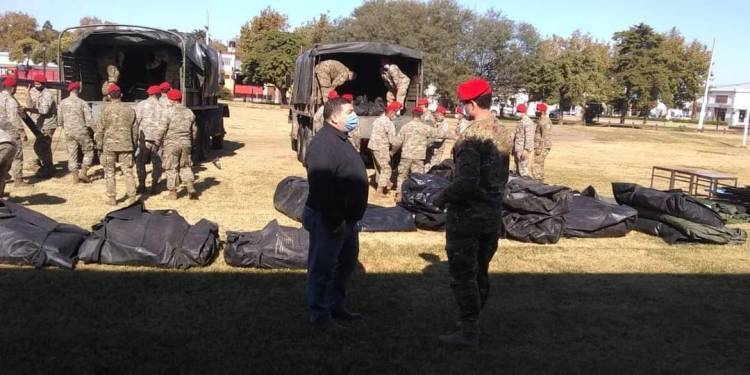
[292,42,423,105]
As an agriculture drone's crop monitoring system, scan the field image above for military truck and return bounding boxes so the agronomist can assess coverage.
[289,42,424,163]
[56,24,228,161]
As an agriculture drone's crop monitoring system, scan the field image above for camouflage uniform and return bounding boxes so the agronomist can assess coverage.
[0,91,25,184]
[381,64,410,105]
[421,109,435,126]
[394,118,444,190]
[312,105,325,133]
[427,118,459,169]
[26,87,57,173]
[531,114,552,182]
[513,114,535,177]
[155,101,196,195]
[101,65,120,102]
[135,96,164,190]
[95,99,138,202]
[314,60,350,102]
[0,128,16,196]
[442,116,512,324]
[58,92,95,178]
[367,114,398,189]
[458,118,471,134]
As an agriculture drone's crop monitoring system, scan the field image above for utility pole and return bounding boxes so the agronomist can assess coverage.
[205,11,210,44]
[697,38,715,132]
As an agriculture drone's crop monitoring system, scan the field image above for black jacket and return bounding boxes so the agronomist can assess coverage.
[305,123,369,229]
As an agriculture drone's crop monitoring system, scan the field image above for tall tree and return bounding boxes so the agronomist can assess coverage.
[296,13,337,50]
[0,11,37,50]
[661,28,710,111]
[612,23,671,123]
[236,7,289,57]
[241,30,302,104]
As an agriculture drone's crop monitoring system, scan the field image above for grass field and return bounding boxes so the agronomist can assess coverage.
[1,103,749,374]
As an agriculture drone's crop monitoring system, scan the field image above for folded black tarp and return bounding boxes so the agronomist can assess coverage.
[225,220,308,269]
[0,200,89,269]
[398,173,449,230]
[78,202,219,269]
[613,183,747,245]
[501,177,572,244]
[274,176,308,223]
[563,187,637,238]
[427,159,455,181]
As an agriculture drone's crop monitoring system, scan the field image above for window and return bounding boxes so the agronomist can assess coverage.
[740,110,747,123]
[715,95,729,104]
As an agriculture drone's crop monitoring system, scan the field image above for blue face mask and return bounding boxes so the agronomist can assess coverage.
[344,112,359,132]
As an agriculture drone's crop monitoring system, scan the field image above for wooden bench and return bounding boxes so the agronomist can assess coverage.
[651,166,738,198]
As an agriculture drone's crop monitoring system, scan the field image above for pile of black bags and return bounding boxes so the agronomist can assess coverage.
[398,173,449,230]
[354,95,385,116]
[225,220,309,269]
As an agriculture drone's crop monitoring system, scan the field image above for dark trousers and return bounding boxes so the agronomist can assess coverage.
[303,207,360,322]
[445,230,500,322]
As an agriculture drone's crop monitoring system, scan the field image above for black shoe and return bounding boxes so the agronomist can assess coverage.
[332,309,363,322]
[311,319,347,335]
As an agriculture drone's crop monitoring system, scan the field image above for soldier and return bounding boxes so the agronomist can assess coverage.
[101,65,120,102]
[455,106,471,134]
[95,84,138,206]
[135,85,164,193]
[158,82,171,107]
[58,81,95,183]
[25,73,57,178]
[341,93,354,104]
[314,60,355,102]
[532,103,553,182]
[427,105,459,169]
[155,89,197,200]
[0,77,26,188]
[393,106,445,202]
[381,59,410,106]
[435,77,513,347]
[513,103,535,177]
[0,126,17,197]
[368,101,401,197]
[417,97,434,125]
[313,90,340,133]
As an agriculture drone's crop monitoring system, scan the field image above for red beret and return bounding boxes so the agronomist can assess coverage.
[436,105,447,114]
[516,103,527,114]
[457,78,492,102]
[417,98,428,106]
[159,82,171,91]
[454,106,463,115]
[536,102,548,113]
[167,89,182,101]
[386,101,402,112]
[327,90,339,100]
[342,93,354,103]
[67,82,81,91]
[3,77,17,88]
[147,85,161,95]
[107,83,121,94]
[33,72,47,83]
[412,106,424,114]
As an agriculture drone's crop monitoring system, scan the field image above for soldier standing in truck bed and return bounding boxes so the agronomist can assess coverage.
[381,59,410,107]
[314,60,355,103]
[25,73,57,178]
[58,81,94,184]
[95,84,138,206]
[155,89,197,200]
[101,65,120,102]
[0,77,25,190]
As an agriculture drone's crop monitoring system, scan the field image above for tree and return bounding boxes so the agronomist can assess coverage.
[296,13,337,50]
[9,38,39,64]
[191,28,207,42]
[210,40,228,53]
[236,7,289,57]
[241,30,302,104]
[661,28,710,111]
[0,11,37,50]
[612,23,672,123]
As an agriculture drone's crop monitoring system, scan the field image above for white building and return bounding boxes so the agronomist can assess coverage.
[700,85,750,128]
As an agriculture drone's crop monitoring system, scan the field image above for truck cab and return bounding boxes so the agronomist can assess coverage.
[289,42,423,163]
[57,24,229,161]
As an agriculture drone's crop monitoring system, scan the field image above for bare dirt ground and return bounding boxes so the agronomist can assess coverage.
[1,103,749,374]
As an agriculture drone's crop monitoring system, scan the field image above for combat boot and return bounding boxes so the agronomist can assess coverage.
[36,166,53,179]
[106,197,117,206]
[69,171,79,184]
[166,190,178,200]
[136,184,146,194]
[79,167,90,183]
[149,182,159,195]
[186,183,197,200]
[439,321,480,347]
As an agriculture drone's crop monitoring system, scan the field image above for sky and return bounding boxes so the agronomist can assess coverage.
[3,0,748,86]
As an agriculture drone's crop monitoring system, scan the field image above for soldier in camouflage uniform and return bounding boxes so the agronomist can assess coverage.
[513,103,535,177]
[135,85,164,193]
[58,82,94,183]
[367,101,401,196]
[95,84,138,206]
[0,77,25,189]
[392,107,446,201]
[25,73,57,177]
[158,82,171,108]
[155,89,197,200]
[314,60,355,103]
[0,127,17,197]
[435,78,512,347]
[101,65,120,102]
[426,105,458,169]
[380,60,410,106]
[532,103,552,182]
[455,106,471,134]
[417,97,435,125]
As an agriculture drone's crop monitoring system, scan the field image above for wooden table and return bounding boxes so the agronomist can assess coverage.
[651,166,738,198]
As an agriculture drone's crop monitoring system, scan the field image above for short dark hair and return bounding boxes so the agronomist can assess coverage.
[474,93,492,109]
[324,97,347,122]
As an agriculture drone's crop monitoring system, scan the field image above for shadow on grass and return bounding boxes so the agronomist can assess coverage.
[0,268,748,374]
[8,192,66,205]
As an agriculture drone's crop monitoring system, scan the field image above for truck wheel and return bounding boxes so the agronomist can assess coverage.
[211,135,224,149]
[297,126,311,163]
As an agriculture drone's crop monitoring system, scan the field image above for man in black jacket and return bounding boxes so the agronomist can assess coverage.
[303,97,368,332]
